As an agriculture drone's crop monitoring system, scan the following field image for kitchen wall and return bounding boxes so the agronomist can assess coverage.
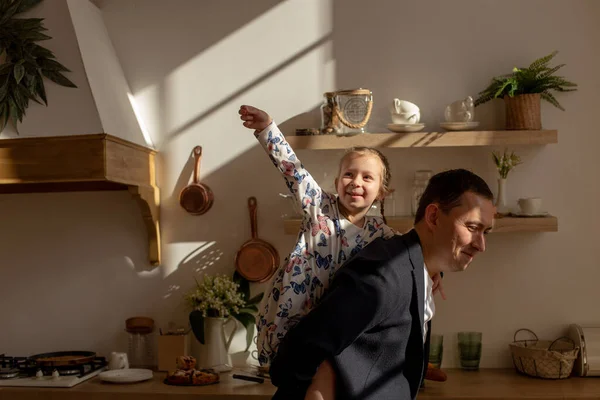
[1,0,599,368]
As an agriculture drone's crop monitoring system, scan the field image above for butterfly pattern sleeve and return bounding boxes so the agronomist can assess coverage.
[254,122,324,218]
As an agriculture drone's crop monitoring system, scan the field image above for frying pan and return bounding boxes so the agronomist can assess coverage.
[29,351,96,367]
[179,146,214,215]
[235,197,279,282]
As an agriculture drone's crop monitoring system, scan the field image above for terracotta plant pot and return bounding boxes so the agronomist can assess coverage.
[504,93,541,130]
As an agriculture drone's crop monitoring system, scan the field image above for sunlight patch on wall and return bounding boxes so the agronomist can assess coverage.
[162,0,332,135]
[162,241,218,278]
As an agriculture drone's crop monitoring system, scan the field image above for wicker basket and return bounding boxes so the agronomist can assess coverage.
[509,329,579,379]
[504,93,541,130]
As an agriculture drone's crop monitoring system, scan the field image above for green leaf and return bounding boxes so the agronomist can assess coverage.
[0,75,9,102]
[13,63,25,84]
[8,96,20,133]
[41,69,77,88]
[38,58,70,72]
[541,91,564,111]
[247,292,264,305]
[0,102,9,132]
[237,305,258,314]
[16,0,43,14]
[232,312,256,351]
[0,1,22,25]
[34,70,47,105]
[233,271,250,302]
[189,310,205,345]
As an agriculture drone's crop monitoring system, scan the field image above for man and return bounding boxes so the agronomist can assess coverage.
[269,169,495,400]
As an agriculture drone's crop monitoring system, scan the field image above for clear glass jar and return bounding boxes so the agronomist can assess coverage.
[333,89,373,136]
[320,92,341,134]
[411,170,432,216]
[127,331,155,369]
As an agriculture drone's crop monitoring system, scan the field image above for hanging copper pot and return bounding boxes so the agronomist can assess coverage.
[179,146,214,215]
[235,197,279,282]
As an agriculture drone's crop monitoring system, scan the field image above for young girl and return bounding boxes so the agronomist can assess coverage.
[239,105,443,399]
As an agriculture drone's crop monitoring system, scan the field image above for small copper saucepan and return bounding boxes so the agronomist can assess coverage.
[235,197,279,282]
[179,146,214,215]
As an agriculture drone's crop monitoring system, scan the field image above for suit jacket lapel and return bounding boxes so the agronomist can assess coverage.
[403,229,425,340]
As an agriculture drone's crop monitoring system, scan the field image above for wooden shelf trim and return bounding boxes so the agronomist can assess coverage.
[283,216,558,235]
[0,134,161,266]
[284,129,558,149]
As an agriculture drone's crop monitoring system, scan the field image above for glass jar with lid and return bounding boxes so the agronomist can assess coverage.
[411,170,433,216]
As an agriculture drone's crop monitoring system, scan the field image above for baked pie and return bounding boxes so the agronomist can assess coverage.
[165,368,219,386]
[176,355,196,371]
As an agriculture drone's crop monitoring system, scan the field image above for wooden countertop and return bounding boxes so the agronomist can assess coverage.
[1,369,599,399]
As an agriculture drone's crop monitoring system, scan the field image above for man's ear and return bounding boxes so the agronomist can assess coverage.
[334,177,338,190]
[424,203,440,231]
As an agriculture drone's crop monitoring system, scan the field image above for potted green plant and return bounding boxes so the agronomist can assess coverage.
[0,0,77,133]
[474,51,577,130]
[492,149,522,215]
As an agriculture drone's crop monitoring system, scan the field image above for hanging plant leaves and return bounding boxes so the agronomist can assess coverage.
[0,0,77,133]
[13,63,24,84]
[41,69,76,88]
[16,0,43,14]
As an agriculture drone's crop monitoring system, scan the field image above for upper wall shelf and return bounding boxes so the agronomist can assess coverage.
[0,134,160,266]
[284,129,558,150]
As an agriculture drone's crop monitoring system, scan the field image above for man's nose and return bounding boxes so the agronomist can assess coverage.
[472,233,486,252]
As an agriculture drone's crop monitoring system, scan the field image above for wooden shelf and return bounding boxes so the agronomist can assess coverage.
[0,134,161,266]
[283,215,558,234]
[284,130,558,149]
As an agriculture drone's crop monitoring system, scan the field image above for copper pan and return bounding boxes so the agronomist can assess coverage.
[235,197,279,282]
[179,146,214,215]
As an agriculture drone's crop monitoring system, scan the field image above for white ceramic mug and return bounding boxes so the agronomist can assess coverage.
[518,197,542,215]
[108,352,129,370]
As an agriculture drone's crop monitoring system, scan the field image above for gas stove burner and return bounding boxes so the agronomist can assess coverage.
[56,368,81,376]
[0,368,20,379]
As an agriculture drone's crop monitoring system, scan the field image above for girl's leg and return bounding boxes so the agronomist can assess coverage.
[304,359,336,400]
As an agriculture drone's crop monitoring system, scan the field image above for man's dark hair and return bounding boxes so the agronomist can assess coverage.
[414,169,493,224]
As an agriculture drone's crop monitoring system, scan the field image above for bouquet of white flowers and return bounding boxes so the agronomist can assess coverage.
[185,274,246,318]
[492,149,522,179]
[186,273,263,350]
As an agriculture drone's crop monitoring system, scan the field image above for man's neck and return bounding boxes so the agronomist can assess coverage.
[414,223,442,277]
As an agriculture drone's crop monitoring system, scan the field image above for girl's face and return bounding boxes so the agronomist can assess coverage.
[335,154,384,217]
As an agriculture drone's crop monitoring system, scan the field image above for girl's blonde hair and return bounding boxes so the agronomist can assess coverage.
[337,147,392,224]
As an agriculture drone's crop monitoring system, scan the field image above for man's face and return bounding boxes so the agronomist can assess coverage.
[432,192,495,272]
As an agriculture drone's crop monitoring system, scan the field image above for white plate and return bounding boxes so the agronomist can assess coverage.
[99,369,153,383]
[387,123,425,133]
[440,121,480,131]
[511,211,549,217]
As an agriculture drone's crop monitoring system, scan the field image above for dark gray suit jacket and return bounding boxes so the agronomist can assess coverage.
[270,229,427,400]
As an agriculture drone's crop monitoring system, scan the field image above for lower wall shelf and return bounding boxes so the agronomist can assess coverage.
[283,215,558,235]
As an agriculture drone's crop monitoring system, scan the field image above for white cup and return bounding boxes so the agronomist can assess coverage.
[391,112,420,124]
[108,352,129,370]
[390,99,420,124]
[518,197,542,215]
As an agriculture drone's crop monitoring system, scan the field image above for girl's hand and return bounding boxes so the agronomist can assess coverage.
[239,105,273,131]
[432,273,446,300]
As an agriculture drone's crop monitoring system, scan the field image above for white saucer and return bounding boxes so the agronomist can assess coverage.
[511,211,549,218]
[440,121,480,131]
[387,123,425,133]
[99,369,153,383]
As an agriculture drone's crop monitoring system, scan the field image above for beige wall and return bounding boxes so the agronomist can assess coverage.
[1,0,598,368]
